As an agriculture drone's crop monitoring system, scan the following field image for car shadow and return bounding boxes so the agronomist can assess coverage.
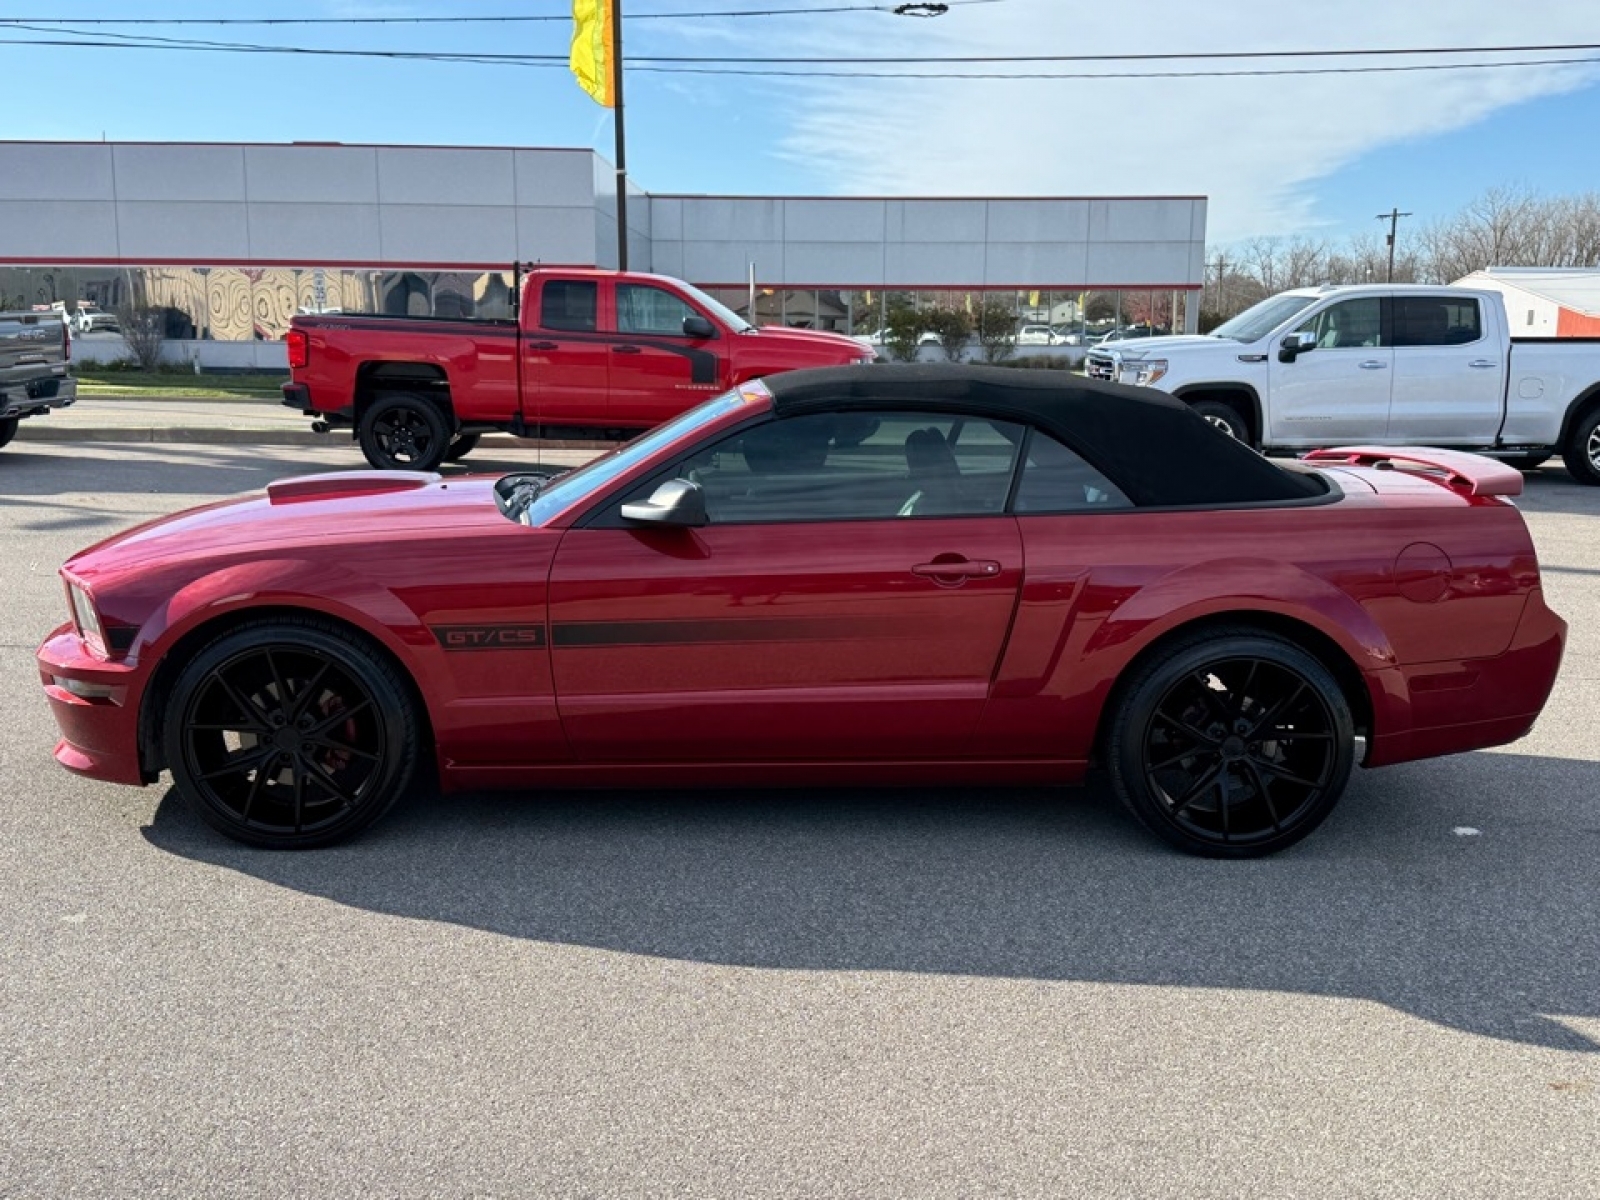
[142,748,1600,1053]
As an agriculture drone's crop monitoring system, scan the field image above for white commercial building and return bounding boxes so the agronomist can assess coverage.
[0,141,1208,367]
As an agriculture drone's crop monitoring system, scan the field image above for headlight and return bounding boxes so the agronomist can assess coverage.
[66,579,106,656]
[1118,358,1168,387]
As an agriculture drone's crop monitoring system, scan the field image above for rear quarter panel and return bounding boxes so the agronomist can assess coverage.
[974,482,1540,765]
[1501,338,1600,446]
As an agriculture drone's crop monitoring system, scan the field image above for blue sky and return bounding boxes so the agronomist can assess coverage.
[6,0,1600,249]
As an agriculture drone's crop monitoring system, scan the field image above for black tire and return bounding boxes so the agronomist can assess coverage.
[0,417,16,450]
[442,431,481,463]
[1561,407,1600,485]
[1501,453,1550,472]
[358,392,450,472]
[1105,628,1355,858]
[1190,399,1249,444]
[162,617,419,849]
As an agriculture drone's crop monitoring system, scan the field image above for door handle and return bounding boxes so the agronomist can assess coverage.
[1358,360,1388,370]
[613,344,643,355]
[912,559,1002,587]
[1468,359,1498,369]
[526,340,558,351]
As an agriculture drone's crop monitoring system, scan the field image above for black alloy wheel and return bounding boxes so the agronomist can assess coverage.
[163,618,419,849]
[1107,629,1354,857]
[1561,407,1600,486]
[1190,399,1249,444]
[358,392,450,472]
[442,431,481,462]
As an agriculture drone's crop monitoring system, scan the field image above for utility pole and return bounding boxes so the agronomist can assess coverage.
[612,0,628,270]
[1376,207,1412,282]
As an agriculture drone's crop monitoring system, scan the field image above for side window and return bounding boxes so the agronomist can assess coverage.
[1394,296,1481,347]
[1014,431,1132,513]
[540,280,597,333]
[648,411,1022,523]
[1297,298,1383,350]
[618,284,696,337]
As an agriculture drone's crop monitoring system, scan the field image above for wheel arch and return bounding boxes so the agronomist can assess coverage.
[353,361,454,427]
[1556,381,1600,450]
[135,581,438,781]
[1172,383,1264,447]
[1091,609,1376,765]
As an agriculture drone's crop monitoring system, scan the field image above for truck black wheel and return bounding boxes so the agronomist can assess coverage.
[359,393,450,472]
[0,417,16,450]
[1105,628,1355,858]
[1561,408,1600,485]
[162,617,419,849]
[442,432,481,462]
[1191,399,1249,444]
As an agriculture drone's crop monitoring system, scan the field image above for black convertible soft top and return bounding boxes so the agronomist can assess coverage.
[764,364,1323,507]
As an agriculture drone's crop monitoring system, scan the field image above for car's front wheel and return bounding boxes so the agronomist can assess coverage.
[1105,628,1355,857]
[163,617,419,849]
[0,417,16,450]
[358,392,450,472]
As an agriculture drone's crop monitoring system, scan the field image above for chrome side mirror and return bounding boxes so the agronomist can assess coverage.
[620,478,708,527]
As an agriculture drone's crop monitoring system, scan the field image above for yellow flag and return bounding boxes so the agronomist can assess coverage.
[570,0,614,108]
[1028,290,1039,307]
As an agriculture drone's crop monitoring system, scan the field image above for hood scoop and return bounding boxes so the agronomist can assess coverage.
[267,470,440,504]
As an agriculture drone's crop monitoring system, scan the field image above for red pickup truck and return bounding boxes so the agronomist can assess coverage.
[282,267,875,470]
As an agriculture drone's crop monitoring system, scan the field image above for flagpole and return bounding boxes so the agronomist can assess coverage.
[611,0,628,271]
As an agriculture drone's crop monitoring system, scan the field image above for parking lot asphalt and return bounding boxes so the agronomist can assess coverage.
[2,441,1598,1198]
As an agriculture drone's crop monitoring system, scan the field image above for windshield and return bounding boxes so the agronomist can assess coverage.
[676,280,752,333]
[1210,294,1319,342]
[510,389,755,526]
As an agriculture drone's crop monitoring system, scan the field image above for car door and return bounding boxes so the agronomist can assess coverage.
[545,410,1025,763]
[522,277,612,427]
[606,281,726,427]
[1385,295,1504,443]
[1266,295,1392,445]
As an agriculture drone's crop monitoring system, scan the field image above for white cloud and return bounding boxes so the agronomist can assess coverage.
[726,0,1600,241]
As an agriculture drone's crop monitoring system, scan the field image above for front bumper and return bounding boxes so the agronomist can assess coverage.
[37,624,149,786]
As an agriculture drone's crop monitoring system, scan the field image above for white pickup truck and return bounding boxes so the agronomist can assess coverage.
[1084,284,1600,482]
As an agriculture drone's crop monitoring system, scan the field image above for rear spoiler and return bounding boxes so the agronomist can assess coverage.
[1301,446,1524,497]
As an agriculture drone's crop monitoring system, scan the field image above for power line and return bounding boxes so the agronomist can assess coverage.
[0,3,1006,26]
[3,34,1598,80]
[6,25,1600,68]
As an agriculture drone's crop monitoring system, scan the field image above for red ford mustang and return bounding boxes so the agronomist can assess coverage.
[38,365,1565,856]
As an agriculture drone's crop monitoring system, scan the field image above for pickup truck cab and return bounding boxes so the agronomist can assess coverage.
[283,267,875,470]
[1085,285,1600,482]
[0,309,76,450]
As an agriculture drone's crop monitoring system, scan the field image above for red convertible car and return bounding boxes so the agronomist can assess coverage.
[38,365,1565,856]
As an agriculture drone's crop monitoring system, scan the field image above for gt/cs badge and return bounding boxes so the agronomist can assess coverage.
[432,624,546,650]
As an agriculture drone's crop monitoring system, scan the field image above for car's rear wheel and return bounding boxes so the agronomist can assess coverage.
[1190,399,1249,444]
[0,417,17,449]
[358,392,450,472]
[1561,407,1600,485]
[163,618,419,849]
[442,431,481,462]
[1106,629,1355,857]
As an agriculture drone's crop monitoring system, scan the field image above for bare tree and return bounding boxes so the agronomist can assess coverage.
[115,303,167,371]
